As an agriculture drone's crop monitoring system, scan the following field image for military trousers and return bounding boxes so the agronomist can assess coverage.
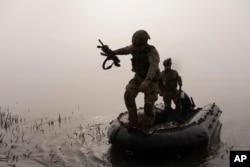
[124,74,158,129]
[162,89,182,114]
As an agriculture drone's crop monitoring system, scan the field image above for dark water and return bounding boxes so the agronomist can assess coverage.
[1,78,250,167]
[1,99,249,167]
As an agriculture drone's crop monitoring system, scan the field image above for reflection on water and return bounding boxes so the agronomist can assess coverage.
[1,105,234,167]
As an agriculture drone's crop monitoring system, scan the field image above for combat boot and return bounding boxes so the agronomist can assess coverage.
[123,110,139,129]
[173,109,185,124]
[163,106,172,122]
[142,103,155,135]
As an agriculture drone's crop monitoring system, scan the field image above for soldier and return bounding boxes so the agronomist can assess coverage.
[159,58,183,120]
[112,30,160,134]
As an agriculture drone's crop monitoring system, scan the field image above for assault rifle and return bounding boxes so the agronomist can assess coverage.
[97,39,120,70]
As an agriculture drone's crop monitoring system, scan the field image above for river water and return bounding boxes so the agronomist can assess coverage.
[1,76,250,167]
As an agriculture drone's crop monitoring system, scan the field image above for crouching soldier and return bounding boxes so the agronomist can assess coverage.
[111,30,160,134]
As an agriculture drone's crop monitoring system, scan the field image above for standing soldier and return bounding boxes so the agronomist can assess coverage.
[159,58,183,120]
[111,30,160,134]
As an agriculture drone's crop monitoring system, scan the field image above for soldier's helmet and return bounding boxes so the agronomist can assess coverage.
[163,58,172,66]
[132,30,150,46]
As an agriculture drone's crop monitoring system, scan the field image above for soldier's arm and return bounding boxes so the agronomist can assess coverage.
[177,72,182,88]
[146,47,160,80]
[113,45,132,55]
[158,72,164,96]
[159,72,164,89]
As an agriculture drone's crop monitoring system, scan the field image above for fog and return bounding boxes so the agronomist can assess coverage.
[1,0,250,120]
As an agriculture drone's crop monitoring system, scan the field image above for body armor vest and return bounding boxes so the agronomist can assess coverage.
[162,69,178,89]
[131,45,154,78]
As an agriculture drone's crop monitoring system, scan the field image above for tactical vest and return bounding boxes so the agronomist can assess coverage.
[131,45,154,78]
[161,69,178,89]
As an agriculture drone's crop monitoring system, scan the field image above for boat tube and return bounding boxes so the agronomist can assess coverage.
[107,97,222,156]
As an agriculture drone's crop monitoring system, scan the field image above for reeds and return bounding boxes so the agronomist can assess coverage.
[0,106,109,167]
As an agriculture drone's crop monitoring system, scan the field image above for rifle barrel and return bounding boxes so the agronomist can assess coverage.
[98,39,104,46]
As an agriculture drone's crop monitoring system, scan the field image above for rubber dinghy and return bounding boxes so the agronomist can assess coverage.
[107,100,222,156]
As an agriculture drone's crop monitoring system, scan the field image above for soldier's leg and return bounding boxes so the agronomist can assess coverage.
[173,90,185,124]
[163,91,172,112]
[173,90,182,114]
[124,77,140,128]
[143,83,158,132]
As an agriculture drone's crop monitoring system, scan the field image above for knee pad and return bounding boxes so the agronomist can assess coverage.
[124,91,131,100]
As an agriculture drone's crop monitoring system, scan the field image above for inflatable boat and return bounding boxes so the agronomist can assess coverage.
[107,94,222,156]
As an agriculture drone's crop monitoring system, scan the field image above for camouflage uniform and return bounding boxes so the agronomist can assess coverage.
[113,43,160,131]
[160,68,182,113]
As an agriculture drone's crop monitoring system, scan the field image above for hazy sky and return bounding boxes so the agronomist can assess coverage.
[1,0,250,118]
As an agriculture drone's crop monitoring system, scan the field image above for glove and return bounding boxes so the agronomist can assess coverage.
[139,80,151,92]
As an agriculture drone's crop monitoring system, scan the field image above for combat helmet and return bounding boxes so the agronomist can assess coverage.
[163,58,172,66]
[132,30,150,46]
